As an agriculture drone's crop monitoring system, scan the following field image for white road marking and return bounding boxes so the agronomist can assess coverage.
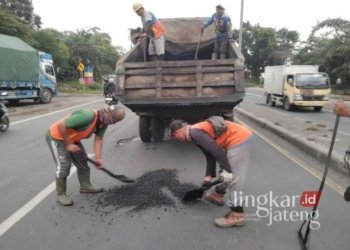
[0,169,75,237]
[246,93,263,98]
[0,153,94,237]
[11,100,102,126]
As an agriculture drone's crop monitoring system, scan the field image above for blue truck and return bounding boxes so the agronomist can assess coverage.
[0,34,57,104]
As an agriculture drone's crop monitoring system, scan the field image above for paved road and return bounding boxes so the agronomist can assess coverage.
[245,88,350,138]
[0,100,349,250]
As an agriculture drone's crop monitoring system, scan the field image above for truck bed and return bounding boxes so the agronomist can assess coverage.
[116,18,245,118]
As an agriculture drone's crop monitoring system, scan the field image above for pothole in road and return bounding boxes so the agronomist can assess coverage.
[96,169,198,214]
[116,136,139,146]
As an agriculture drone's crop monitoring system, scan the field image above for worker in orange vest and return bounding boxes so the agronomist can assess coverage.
[170,117,253,228]
[133,3,166,61]
[46,106,125,206]
[334,101,350,117]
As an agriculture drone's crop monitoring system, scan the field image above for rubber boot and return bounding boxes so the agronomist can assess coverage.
[220,53,227,59]
[157,54,164,61]
[150,55,157,61]
[77,168,103,193]
[56,177,73,206]
[211,53,218,60]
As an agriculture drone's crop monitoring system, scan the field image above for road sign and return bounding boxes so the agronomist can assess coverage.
[77,63,85,72]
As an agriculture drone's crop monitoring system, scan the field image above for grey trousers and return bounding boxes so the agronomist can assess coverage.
[214,38,229,56]
[46,135,88,178]
[149,35,165,56]
[216,136,253,208]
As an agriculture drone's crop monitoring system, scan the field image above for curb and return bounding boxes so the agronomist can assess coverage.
[235,107,347,176]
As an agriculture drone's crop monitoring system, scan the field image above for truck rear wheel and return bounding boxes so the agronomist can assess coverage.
[314,106,323,112]
[139,116,152,142]
[266,94,276,107]
[283,97,292,111]
[0,116,9,132]
[39,88,52,104]
[151,117,165,142]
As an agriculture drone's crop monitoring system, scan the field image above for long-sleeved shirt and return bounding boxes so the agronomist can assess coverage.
[203,13,232,40]
[189,128,232,174]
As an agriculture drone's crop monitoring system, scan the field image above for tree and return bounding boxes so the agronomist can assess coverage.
[63,27,122,81]
[34,29,70,80]
[0,0,41,28]
[235,22,299,82]
[0,7,36,45]
[294,18,350,86]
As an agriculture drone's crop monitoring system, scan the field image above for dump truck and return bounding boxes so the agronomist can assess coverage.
[115,18,245,142]
[0,34,57,104]
[264,65,331,111]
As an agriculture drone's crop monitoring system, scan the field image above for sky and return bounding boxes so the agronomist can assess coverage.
[33,0,350,49]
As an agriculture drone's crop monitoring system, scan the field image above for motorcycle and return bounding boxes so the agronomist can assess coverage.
[0,99,9,132]
[103,76,118,107]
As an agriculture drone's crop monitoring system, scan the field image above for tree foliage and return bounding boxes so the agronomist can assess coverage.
[33,29,70,80]
[236,22,299,82]
[294,18,350,86]
[0,0,41,28]
[63,27,122,80]
[0,7,36,45]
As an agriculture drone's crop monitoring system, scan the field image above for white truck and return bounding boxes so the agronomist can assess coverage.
[264,65,331,111]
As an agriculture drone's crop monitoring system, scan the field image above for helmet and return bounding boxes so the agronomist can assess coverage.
[133,3,143,12]
[216,4,225,10]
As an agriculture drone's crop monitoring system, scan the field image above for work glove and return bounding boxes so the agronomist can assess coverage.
[220,169,233,183]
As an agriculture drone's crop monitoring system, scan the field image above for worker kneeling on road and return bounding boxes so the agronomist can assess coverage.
[170,117,253,228]
[46,106,125,206]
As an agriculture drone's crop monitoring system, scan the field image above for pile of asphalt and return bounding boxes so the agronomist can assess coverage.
[97,169,198,213]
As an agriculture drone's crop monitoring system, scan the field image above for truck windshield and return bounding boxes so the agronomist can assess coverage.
[295,73,329,89]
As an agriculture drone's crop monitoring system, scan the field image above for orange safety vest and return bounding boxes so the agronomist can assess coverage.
[151,20,165,39]
[191,121,252,149]
[49,110,98,142]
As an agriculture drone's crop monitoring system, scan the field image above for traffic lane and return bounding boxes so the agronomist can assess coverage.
[0,101,136,223]
[244,88,350,137]
[6,94,101,122]
[0,119,349,250]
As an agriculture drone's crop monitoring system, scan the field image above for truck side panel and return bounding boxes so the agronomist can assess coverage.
[264,66,285,95]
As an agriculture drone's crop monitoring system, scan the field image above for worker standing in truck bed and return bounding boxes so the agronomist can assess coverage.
[133,3,166,61]
[201,5,233,60]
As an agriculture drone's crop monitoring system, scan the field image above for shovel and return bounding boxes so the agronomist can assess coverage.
[86,157,135,183]
[344,148,350,201]
[183,177,224,201]
[297,115,340,250]
[194,29,203,60]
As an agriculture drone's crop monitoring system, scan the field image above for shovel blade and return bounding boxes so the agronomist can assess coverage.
[182,189,204,201]
[116,175,136,183]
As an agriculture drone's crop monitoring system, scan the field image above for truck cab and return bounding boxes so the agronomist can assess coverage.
[38,52,57,103]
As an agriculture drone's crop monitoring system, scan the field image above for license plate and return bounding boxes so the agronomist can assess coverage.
[309,101,317,106]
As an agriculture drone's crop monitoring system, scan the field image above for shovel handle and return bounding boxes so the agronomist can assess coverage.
[86,157,100,167]
[202,177,224,190]
[86,157,116,176]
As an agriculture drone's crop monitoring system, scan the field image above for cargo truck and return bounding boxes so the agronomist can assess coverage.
[115,18,245,142]
[264,65,331,111]
[0,34,57,104]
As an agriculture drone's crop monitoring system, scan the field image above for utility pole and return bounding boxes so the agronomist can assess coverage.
[28,0,35,28]
[239,0,244,51]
